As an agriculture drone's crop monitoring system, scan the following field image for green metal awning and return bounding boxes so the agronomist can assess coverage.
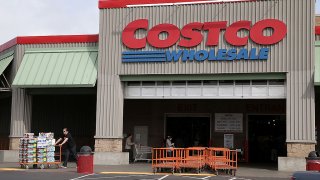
[316,42,320,86]
[12,48,98,88]
[0,52,14,75]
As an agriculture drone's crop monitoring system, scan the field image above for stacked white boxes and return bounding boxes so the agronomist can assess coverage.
[19,133,37,163]
[38,133,55,163]
[37,133,55,163]
[19,132,56,165]
[37,136,47,163]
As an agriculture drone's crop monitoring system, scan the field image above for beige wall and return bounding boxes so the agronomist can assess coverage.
[98,0,315,144]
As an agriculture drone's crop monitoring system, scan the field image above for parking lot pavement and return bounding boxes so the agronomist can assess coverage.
[71,173,289,180]
[0,162,292,180]
[0,170,289,180]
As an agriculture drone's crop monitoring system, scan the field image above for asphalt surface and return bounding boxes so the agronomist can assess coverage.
[0,162,292,180]
[0,170,290,180]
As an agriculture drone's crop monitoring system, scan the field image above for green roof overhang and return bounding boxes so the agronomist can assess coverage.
[12,48,98,88]
[0,51,14,75]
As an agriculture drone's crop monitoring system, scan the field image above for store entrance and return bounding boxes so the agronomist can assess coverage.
[166,116,210,148]
[248,115,286,163]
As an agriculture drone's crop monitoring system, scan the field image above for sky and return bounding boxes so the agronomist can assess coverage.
[0,0,319,45]
[0,0,99,44]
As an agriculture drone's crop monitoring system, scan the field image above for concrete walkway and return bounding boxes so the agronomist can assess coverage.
[0,162,293,179]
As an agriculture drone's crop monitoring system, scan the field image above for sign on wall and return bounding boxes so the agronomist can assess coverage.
[215,113,243,132]
[121,19,287,63]
[224,134,234,149]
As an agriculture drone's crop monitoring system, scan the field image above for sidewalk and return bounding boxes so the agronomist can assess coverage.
[0,162,293,178]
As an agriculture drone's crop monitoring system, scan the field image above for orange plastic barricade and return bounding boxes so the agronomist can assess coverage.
[177,147,206,173]
[152,147,237,175]
[206,148,237,176]
[152,148,183,174]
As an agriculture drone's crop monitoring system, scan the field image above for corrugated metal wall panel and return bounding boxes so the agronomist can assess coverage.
[100,1,309,75]
[10,42,98,138]
[97,0,315,142]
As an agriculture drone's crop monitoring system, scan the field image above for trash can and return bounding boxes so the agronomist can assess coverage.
[306,151,320,171]
[77,146,94,174]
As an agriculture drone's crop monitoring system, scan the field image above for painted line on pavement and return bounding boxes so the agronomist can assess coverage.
[158,175,169,180]
[179,176,204,180]
[177,173,214,177]
[201,176,211,179]
[0,168,24,171]
[100,172,155,175]
[81,174,152,179]
[69,173,95,180]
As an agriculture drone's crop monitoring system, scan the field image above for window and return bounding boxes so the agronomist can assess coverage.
[142,81,155,86]
[269,80,285,85]
[203,80,218,85]
[127,81,141,86]
[235,80,250,85]
[188,81,201,86]
[172,81,186,86]
[219,80,234,85]
[252,80,267,85]
[157,81,171,86]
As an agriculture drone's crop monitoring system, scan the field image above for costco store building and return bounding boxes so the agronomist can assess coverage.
[0,0,319,171]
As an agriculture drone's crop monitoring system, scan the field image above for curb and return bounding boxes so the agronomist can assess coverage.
[0,168,24,171]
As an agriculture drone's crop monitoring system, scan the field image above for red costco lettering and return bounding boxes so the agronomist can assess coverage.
[178,22,203,48]
[203,21,227,46]
[147,23,180,48]
[122,19,148,49]
[122,19,287,49]
[224,21,251,46]
[250,19,287,45]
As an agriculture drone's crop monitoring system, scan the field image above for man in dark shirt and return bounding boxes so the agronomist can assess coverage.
[55,128,77,168]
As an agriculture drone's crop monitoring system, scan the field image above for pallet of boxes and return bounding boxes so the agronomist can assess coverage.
[19,132,62,169]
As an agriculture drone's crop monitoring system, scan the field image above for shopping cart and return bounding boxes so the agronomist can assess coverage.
[134,144,152,162]
[19,145,62,169]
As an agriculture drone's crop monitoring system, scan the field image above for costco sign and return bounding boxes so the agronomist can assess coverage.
[121,19,287,63]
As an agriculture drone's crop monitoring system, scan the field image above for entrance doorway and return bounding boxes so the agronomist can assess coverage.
[166,115,210,148]
[248,115,286,163]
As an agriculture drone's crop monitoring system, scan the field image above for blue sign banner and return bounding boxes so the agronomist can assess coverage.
[122,48,269,63]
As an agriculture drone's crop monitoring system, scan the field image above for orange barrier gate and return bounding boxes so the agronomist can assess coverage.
[207,148,237,176]
[152,147,237,175]
[152,148,184,174]
[177,147,206,173]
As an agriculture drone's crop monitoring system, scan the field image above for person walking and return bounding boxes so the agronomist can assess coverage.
[124,134,135,163]
[55,128,77,168]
